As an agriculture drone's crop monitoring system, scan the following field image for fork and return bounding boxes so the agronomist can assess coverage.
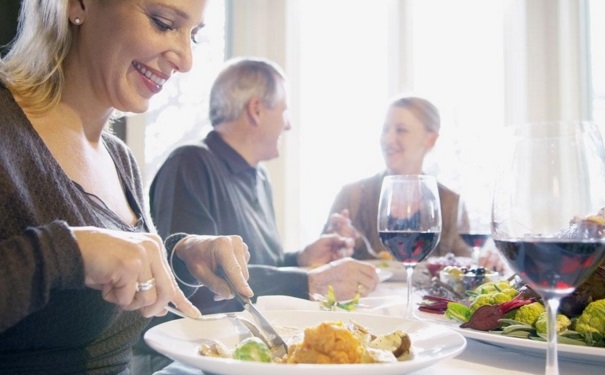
[166,305,273,348]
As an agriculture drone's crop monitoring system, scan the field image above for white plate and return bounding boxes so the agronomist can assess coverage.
[364,260,406,281]
[375,268,394,282]
[145,310,466,375]
[415,310,605,365]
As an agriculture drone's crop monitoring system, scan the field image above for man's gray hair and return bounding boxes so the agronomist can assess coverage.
[209,57,287,126]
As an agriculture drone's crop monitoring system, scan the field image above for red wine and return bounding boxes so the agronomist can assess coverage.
[494,239,605,297]
[459,233,490,248]
[379,231,440,265]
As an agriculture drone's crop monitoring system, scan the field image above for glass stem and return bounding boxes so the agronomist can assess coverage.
[545,297,561,375]
[472,246,481,264]
[405,265,415,318]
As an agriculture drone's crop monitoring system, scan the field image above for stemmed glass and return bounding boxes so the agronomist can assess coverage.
[491,121,605,375]
[377,175,442,318]
[457,196,492,264]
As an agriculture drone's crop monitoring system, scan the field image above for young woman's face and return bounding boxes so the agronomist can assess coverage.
[380,105,438,174]
[68,0,207,113]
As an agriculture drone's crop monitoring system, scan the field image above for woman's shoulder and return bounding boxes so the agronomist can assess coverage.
[437,181,460,197]
[341,172,385,192]
[436,181,461,207]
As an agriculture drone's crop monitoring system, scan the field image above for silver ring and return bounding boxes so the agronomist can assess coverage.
[135,278,156,292]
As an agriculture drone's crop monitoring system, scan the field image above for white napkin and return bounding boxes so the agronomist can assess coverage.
[255,295,405,317]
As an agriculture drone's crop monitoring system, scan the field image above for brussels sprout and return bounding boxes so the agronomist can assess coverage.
[233,337,272,363]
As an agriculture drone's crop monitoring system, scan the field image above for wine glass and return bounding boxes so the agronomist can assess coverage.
[457,196,492,264]
[491,121,605,375]
[377,175,442,318]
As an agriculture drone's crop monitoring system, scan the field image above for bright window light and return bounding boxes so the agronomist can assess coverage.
[297,0,505,243]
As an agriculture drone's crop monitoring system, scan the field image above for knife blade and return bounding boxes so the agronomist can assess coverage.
[217,268,288,358]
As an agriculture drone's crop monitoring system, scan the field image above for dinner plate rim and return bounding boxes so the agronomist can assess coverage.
[145,309,467,375]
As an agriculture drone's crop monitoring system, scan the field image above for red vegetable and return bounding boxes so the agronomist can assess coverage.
[460,293,536,331]
[418,295,459,314]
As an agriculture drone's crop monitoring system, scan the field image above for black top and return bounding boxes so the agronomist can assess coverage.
[149,130,309,313]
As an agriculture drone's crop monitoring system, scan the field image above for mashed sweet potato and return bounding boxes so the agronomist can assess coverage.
[286,321,366,364]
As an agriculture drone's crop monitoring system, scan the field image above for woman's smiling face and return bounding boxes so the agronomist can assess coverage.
[380,105,438,174]
[67,0,207,113]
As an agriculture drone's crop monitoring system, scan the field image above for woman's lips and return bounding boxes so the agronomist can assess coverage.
[132,61,168,94]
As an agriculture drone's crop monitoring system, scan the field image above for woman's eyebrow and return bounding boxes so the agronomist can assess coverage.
[155,3,205,28]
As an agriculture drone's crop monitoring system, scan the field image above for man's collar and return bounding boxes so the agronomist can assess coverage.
[206,130,257,175]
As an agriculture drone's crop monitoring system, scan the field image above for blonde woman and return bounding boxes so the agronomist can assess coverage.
[0,1,251,373]
[324,96,470,259]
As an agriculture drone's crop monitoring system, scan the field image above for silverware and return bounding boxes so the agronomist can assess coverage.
[165,305,229,321]
[166,305,274,349]
[218,268,288,358]
[347,222,376,258]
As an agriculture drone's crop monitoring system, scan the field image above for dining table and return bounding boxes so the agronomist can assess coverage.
[152,275,603,375]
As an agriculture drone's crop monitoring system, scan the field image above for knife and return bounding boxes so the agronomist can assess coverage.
[217,268,288,358]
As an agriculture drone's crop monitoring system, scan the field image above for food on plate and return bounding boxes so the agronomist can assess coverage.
[439,265,501,296]
[426,253,474,277]
[286,321,410,364]
[198,340,233,358]
[574,299,605,336]
[459,293,536,331]
[311,285,360,311]
[534,312,571,335]
[233,337,272,363]
[513,302,545,326]
[419,277,605,348]
[197,319,412,364]
[376,250,393,260]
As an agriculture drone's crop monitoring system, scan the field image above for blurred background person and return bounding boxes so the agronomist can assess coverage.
[149,57,379,314]
[324,95,472,260]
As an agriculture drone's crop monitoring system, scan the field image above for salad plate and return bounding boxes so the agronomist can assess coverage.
[414,310,605,365]
[145,310,466,375]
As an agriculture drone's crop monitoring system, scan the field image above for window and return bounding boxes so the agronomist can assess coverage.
[296,0,392,243]
[589,0,605,125]
[295,0,506,245]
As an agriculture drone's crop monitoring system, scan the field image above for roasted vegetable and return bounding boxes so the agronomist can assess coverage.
[513,302,545,326]
[574,299,605,336]
[315,285,360,311]
[534,312,571,335]
[233,337,272,363]
[460,293,536,331]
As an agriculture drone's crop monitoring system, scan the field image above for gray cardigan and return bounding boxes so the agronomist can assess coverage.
[0,84,152,374]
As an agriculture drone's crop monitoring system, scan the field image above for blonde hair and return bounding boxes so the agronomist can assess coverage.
[0,0,71,115]
[389,96,441,133]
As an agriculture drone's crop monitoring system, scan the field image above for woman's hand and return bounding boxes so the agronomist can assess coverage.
[307,258,379,300]
[325,209,357,238]
[174,235,253,301]
[72,227,198,319]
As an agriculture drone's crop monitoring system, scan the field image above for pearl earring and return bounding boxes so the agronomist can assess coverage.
[74,17,81,25]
